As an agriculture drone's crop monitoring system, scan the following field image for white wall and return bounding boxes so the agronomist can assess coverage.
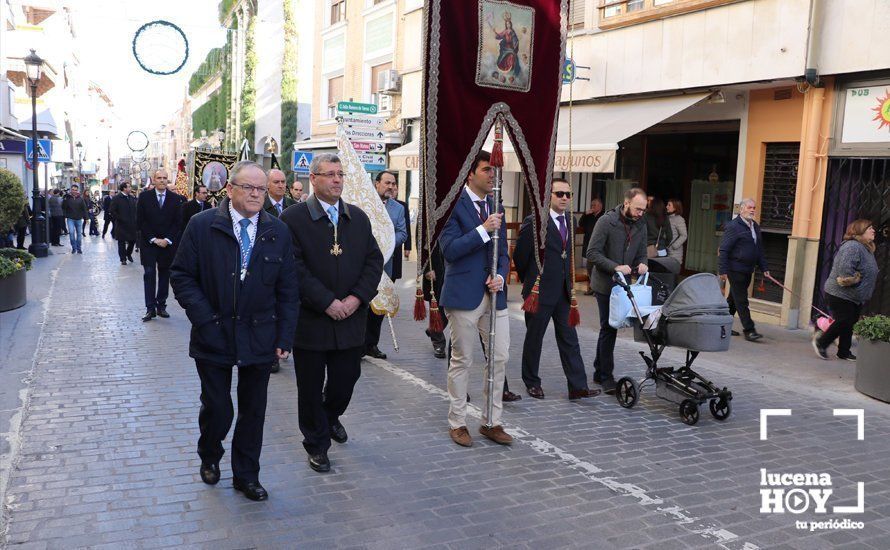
[817,0,890,77]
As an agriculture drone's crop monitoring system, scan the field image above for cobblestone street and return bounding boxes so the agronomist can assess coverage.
[2,235,890,549]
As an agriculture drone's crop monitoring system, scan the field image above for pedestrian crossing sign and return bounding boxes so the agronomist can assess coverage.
[293,150,313,174]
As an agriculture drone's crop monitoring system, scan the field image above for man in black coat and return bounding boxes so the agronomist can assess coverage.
[109,182,138,265]
[180,185,210,229]
[263,169,296,218]
[136,169,184,322]
[279,153,383,474]
[718,198,770,341]
[171,161,299,502]
[101,191,115,238]
[514,179,600,400]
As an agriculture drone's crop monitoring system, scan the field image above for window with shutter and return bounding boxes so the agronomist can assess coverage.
[365,14,393,56]
[327,76,344,118]
[323,34,345,74]
[569,0,585,29]
[330,0,346,24]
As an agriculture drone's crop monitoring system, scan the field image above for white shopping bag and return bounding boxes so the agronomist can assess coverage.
[609,273,652,329]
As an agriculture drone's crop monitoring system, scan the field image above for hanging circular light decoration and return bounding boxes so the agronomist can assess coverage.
[127,130,149,152]
[140,160,153,171]
[132,20,189,76]
[132,151,146,163]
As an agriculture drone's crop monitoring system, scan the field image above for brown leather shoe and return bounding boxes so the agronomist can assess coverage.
[526,386,545,399]
[502,390,522,402]
[479,425,513,445]
[449,426,473,447]
[568,388,602,400]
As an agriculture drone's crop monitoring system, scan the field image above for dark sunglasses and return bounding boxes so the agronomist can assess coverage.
[552,191,572,198]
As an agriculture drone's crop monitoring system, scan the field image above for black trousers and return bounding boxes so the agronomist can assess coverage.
[15,226,27,249]
[195,359,272,482]
[365,311,384,348]
[117,240,135,262]
[522,295,589,392]
[817,294,862,356]
[143,260,171,310]
[293,347,363,455]
[593,291,617,382]
[726,271,756,332]
[50,216,64,245]
[102,216,113,237]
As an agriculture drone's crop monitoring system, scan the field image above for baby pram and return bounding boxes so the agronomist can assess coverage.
[613,272,733,425]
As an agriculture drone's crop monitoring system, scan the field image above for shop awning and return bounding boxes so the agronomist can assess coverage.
[390,92,708,173]
[18,108,60,139]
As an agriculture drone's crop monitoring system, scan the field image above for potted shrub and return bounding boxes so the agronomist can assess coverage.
[853,315,890,402]
[0,248,34,311]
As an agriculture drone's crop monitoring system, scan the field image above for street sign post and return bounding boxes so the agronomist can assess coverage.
[25,139,52,163]
[342,127,387,141]
[357,152,386,166]
[292,150,314,174]
[351,141,386,153]
[337,101,378,115]
[339,114,384,130]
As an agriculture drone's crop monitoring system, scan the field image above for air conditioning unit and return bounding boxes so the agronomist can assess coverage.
[377,70,401,94]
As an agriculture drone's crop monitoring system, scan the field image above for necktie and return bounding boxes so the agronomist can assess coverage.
[158,193,164,208]
[557,215,568,245]
[476,200,488,222]
[327,205,338,226]
[238,218,252,267]
[276,202,283,215]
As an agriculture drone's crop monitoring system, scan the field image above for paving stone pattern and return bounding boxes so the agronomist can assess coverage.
[2,237,890,549]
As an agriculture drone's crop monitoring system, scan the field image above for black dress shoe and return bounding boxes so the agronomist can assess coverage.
[744,331,763,342]
[601,379,618,395]
[365,345,387,359]
[526,386,545,399]
[568,388,602,400]
[156,308,170,318]
[330,421,348,443]
[308,453,331,473]
[120,260,127,266]
[502,390,522,402]
[233,478,268,501]
[731,330,740,336]
[142,309,157,322]
[199,463,220,485]
[433,345,446,359]
[127,255,134,263]
[271,359,280,373]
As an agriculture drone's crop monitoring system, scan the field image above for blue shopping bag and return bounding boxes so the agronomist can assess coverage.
[609,273,652,329]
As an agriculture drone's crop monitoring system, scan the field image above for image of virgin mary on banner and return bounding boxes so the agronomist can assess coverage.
[416,0,566,297]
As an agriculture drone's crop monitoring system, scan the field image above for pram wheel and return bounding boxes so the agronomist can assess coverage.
[616,377,639,408]
[679,399,700,425]
[709,397,732,420]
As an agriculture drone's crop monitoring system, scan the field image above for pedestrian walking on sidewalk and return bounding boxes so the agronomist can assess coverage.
[279,153,383,474]
[62,184,88,254]
[718,198,770,342]
[101,190,115,238]
[109,182,137,265]
[813,220,878,361]
[585,187,649,395]
[136,169,183,322]
[48,190,63,245]
[514,178,600,401]
[171,161,299,502]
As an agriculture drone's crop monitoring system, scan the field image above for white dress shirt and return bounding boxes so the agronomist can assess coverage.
[229,202,259,281]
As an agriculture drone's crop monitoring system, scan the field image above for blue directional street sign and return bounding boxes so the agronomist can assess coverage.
[292,150,313,174]
[25,139,52,163]
[562,58,576,84]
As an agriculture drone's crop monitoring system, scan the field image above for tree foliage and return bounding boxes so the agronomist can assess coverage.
[280,0,299,179]
[240,17,257,153]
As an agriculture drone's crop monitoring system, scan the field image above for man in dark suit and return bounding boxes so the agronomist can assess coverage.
[718,198,770,341]
[280,153,383,474]
[101,190,115,238]
[171,161,299,502]
[109,182,138,265]
[180,185,209,229]
[391,181,411,280]
[439,151,512,448]
[263,169,296,218]
[513,179,601,400]
[136,169,183,322]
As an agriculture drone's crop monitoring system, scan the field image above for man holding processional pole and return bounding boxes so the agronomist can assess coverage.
[413,0,568,447]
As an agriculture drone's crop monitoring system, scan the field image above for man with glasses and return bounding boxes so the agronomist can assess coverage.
[280,153,383,474]
[585,187,649,395]
[514,178,600,401]
[136,169,184,322]
[181,185,210,229]
[264,169,296,218]
[171,161,299,502]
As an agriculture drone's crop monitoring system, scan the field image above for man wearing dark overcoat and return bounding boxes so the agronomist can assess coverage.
[109,182,137,265]
[514,178,600,400]
[170,161,299,502]
[263,169,296,218]
[279,153,383,474]
[180,185,210,229]
[136,169,184,321]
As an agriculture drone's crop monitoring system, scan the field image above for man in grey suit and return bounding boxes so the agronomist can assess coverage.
[363,171,407,360]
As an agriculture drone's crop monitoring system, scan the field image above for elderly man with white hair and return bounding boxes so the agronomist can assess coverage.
[718,198,770,342]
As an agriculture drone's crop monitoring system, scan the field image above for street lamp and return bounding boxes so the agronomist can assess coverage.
[75,141,83,189]
[25,49,47,258]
